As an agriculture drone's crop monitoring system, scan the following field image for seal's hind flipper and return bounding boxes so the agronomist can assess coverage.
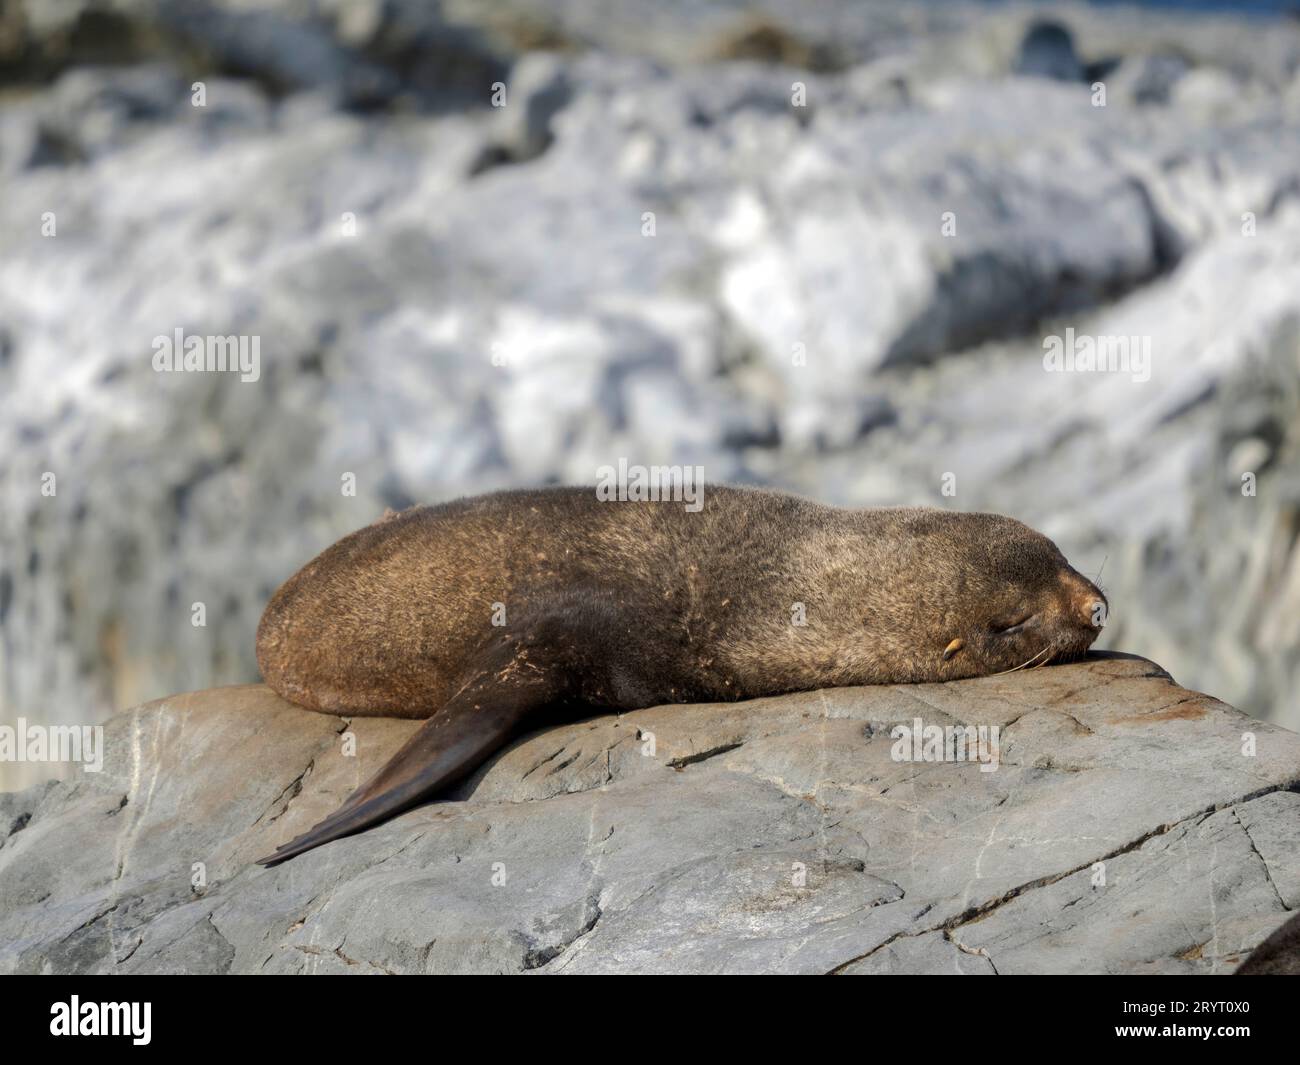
[256,632,569,865]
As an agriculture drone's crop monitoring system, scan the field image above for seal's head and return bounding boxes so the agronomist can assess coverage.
[927,512,1108,680]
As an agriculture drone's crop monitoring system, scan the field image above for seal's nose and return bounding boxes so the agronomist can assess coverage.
[1059,568,1107,630]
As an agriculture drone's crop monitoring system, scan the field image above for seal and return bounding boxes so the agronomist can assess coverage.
[255,485,1107,864]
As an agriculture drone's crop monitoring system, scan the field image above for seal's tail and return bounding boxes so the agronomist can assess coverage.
[256,633,566,865]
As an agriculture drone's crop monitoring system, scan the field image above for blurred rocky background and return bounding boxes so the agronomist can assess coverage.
[2,0,1299,790]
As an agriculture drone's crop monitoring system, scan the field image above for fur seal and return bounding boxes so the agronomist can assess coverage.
[255,485,1106,864]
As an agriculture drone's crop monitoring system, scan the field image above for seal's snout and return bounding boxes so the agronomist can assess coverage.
[1058,568,1107,633]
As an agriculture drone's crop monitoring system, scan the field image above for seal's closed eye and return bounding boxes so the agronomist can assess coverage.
[991,612,1033,635]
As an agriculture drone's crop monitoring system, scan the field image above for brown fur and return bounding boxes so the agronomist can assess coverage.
[255,485,1106,863]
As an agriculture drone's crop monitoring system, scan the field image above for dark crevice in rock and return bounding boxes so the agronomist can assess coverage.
[1235,810,1291,913]
[255,757,316,826]
[203,913,237,971]
[668,740,745,769]
[544,750,581,776]
[579,743,615,779]
[524,893,603,970]
[5,810,32,839]
[373,831,428,868]
[60,902,120,943]
[521,746,567,779]
[946,928,1000,974]
[116,936,145,965]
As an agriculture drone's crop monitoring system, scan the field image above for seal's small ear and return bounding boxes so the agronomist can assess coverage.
[942,637,964,661]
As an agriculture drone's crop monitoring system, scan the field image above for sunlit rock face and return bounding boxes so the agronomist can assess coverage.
[1,653,1296,974]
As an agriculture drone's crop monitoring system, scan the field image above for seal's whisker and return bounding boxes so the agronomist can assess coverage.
[1092,555,1109,587]
[1018,645,1054,672]
[988,644,1052,676]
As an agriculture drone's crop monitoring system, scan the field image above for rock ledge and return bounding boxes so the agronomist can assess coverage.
[1,652,1296,974]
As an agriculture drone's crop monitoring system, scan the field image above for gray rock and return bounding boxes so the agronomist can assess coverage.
[1238,911,1300,975]
[489,52,573,163]
[1013,21,1084,83]
[1,653,1296,974]
[1108,53,1191,106]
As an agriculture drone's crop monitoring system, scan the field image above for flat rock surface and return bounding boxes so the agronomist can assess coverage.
[1,651,1296,974]
[5,1,1300,756]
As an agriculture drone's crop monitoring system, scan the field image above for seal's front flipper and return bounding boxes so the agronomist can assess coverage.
[256,635,567,866]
